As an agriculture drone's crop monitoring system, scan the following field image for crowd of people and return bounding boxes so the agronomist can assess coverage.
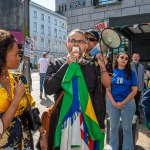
[0,28,150,150]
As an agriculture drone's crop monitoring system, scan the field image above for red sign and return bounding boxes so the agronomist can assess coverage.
[10,31,24,44]
[94,22,108,31]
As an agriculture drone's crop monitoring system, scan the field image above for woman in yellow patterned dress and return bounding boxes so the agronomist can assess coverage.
[0,30,48,149]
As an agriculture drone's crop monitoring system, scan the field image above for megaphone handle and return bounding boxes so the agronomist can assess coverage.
[101,43,108,52]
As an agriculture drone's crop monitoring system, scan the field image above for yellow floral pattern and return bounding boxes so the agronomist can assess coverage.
[0,72,35,149]
[0,72,36,116]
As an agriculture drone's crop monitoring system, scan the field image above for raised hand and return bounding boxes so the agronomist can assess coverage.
[14,80,26,101]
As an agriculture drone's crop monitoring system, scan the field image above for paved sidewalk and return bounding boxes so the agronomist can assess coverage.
[31,72,54,149]
[31,72,150,150]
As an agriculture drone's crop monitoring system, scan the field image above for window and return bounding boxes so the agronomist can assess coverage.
[33,36,37,49]
[58,30,62,39]
[59,21,62,27]
[54,19,57,25]
[63,34,67,41]
[54,41,57,50]
[59,42,61,51]
[62,5,64,12]
[48,27,51,36]
[41,25,44,34]
[54,29,57,37]
[33,22,37,32]
[48,16,50,23]
[62,23,64,28]
[34,11,37,18]
[41,38,44,51]
[41,14,44,21]
[59,6,61,12]
[48,39,51,51]
[65,4,67,12]
[98,0,119,4]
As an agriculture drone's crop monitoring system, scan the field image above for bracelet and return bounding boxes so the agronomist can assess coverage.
[40,130,46,138]
[101,70,107,73]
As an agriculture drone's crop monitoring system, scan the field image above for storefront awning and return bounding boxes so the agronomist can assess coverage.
[114,23,150,39]
[109,13,150,39]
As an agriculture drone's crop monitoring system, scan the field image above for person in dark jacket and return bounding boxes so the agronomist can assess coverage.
[141,86,150,130]
[44,29,110,149]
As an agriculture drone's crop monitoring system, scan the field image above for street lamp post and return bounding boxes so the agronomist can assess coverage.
[23,0,32,91]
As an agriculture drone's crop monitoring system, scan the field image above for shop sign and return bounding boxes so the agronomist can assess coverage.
[10,31,24,44]
[94,21,109,31]
[70,0,86,9]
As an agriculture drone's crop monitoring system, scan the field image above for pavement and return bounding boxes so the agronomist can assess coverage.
[31,72,150,150]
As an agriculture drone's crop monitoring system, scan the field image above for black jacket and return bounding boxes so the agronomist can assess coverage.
[44,57,106,149]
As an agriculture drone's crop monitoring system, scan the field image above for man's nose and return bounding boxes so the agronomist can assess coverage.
[74,41,78,46]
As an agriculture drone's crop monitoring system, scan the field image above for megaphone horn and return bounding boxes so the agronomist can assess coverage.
[101,27,121,49]
[89,28,121,57]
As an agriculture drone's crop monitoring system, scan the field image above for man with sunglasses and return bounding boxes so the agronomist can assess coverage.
[84,29,112,74]
[85,29,100,58]
[84,30,112,124]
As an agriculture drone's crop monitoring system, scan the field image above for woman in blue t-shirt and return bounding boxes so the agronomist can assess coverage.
[106,52,137,150]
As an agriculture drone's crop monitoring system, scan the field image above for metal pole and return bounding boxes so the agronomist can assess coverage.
[23,0,32,91]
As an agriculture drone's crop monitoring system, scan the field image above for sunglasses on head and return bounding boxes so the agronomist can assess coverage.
[86,37,98,42]
[119,56,129,61]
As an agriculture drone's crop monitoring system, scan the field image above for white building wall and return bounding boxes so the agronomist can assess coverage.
[30,1,67,67]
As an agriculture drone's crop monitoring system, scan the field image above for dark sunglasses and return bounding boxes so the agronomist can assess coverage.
[86,37,98,42]
[119,56,129,61]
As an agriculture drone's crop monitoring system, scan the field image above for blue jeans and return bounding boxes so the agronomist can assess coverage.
[40,73,46,93]
[106,99,136,150]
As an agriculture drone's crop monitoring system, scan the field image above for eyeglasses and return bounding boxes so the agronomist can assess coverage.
[68,39,86,45]
[86,37,98,42]
[119,56,129,61]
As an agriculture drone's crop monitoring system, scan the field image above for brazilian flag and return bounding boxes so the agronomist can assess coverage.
[54,63,104,150]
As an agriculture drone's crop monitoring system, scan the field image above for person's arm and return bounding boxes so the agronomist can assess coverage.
[120,71,138,107]
[38,63,40,73]
[97,54,111,88]
[101,69,111,88]
[120,86,137,107]
[44,58,68,95]
[106,87,122,109]
[1,81,26,131]
[38,126,48,150]
[106,87,116,106]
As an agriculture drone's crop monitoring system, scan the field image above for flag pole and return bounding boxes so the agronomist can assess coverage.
[23,0,32,91]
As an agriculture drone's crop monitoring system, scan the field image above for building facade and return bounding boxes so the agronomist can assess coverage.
[30,1,67,67]
[56,0,150,62]
[0,0,23,32]
[0,0,24,47]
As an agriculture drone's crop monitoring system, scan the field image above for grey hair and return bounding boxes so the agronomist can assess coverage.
[67,29,86,41]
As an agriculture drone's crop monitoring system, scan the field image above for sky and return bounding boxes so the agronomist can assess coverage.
[32,0,55,11]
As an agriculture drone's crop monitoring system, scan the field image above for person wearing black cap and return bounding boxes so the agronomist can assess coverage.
[84,29,100,58]
[84,29,112,74]
[84,29,112,133]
